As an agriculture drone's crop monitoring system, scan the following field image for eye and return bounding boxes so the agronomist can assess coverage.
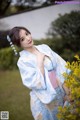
[21,38,24,41]
[26,32,29,35]
[26,32,29,36]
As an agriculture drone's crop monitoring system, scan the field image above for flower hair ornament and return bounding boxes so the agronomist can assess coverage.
[7,35,18,56]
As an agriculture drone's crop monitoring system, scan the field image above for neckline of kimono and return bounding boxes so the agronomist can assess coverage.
[23,45,51,60]
[20,46,52,65]
[35,45,51,58]
[23,45,37,56]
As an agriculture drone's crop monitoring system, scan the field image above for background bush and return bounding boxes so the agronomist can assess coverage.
[0,47,19,70]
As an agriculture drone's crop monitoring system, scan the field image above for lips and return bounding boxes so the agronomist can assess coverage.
[28,40,32,44]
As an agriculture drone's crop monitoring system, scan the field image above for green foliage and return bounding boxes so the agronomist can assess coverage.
[57,55,80,120]
[0,47,19,70]
[61,49,75,61]
[0,30,10,49]
[0,0,11,16]
[48,11,80,52]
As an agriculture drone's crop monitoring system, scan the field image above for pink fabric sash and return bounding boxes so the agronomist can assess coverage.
[48,70,59,89]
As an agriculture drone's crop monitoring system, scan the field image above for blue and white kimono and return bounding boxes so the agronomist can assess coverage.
[17,44,69,120]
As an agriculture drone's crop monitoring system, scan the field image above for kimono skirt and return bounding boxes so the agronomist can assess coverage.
[30,56,66,120]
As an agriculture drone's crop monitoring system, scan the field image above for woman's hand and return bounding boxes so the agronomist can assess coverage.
[63,82,74,103]
[64,94,74,104]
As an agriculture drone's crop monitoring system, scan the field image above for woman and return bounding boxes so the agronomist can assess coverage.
[7,26,70,120]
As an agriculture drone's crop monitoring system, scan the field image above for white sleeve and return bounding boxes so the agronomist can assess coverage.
[43,44,70,84]
[17,58,46,90]
[52,52,67,84]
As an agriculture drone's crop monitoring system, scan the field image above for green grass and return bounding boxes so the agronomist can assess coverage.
[0,70,34,120]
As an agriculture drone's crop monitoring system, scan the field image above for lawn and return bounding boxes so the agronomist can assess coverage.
[0,70,34,120]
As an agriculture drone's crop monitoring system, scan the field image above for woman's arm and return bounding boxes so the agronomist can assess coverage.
[17,58,46,90]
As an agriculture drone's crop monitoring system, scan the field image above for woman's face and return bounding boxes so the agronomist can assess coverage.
[19,29,33,49]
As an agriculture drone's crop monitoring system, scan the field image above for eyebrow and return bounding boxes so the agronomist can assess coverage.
[20,31,28,40]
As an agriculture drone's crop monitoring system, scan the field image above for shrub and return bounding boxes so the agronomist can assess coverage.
[0,47,19,70]
[57,55,80,120]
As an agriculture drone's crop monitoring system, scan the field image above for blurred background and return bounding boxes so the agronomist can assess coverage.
[0,0,80,120]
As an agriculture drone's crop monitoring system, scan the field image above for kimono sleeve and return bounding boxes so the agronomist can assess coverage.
[17,58,46,90]
[43,44,70,84]
[53,52,68,84]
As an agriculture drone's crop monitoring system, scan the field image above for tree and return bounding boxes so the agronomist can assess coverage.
[47,11,80,52]
[0,30,10,49]
[0,0,11,16]
[0,21,10,49]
